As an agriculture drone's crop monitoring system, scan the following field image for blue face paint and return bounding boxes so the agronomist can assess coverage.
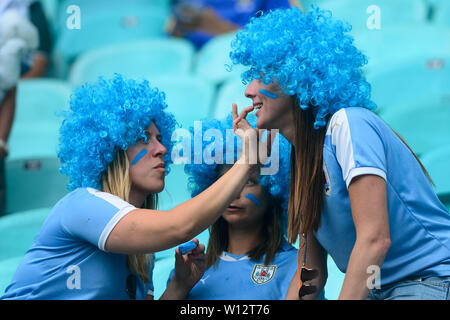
[130,148,147,166]
[245,193,261,207]
[178,240,198,255]
[259,89,279,99]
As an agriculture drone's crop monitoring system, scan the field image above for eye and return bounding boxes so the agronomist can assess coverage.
[156,134,163,143]
[246,179,256,185]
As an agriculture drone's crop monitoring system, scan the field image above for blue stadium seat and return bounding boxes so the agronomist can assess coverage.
[353,25,450,75]
[380,102,450,156]
[13,79,72,126]
[320,0,427,31]
[0,256,24,294]
[421,144,450,205]
[68,39,195,87]
[8,79,72,160]
[150,75,216,128]
[213,77,253,120]
[0,208,51,260]
[55,0,170,62]
[433,0,450,27]
[5,157,69,214]
[368,55,450,114]
[193,31,246,86]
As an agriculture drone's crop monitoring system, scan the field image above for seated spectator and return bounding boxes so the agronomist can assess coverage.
[167,0,293,49]
[168,115,324,299]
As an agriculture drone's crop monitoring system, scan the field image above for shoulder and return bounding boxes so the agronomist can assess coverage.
[327,107,378,134]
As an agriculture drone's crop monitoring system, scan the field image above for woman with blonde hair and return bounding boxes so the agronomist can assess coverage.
[1,74,261,299]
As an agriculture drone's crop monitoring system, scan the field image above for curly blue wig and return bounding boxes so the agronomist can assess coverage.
[184,114,291,220]
[229,6,376,129]
[58,74,178,190]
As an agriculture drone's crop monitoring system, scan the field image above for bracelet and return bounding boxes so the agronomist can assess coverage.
[0,139,9,155]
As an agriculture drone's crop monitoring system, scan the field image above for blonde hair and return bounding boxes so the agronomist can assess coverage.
[101,150,155,283]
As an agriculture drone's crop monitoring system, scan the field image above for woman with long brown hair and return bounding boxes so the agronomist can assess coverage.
[230,7,450,300]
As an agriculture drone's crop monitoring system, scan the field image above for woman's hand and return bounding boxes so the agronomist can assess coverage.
[232,103,274,167]
[172,238,207,290]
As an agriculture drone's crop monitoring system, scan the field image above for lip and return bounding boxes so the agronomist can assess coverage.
[154,163,165,171]
[226,204,244,212]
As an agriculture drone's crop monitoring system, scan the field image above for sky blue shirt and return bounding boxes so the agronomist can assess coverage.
[180,0,291,48]
[317,107,450,286]
[1,188,154,300]
[168,241,320,300]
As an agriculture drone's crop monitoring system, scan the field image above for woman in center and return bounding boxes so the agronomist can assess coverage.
[169,115,324,300]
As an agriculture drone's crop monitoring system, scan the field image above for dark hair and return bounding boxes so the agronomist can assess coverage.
[206,189,284,268]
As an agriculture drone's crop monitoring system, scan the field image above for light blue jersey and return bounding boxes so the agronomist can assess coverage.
[1,188,154,300]
[169,241,312,300]
[317,107,450,286]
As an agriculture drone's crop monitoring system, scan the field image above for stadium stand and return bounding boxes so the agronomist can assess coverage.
[68,39,195,87]
[421,144,450,206]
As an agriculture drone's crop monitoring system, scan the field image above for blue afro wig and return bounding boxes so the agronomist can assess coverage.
[229,6,376,129]
[184,114,291,218]
[58,74,178,190]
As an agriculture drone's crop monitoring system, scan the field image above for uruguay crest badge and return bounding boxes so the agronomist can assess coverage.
[251,264,277,285]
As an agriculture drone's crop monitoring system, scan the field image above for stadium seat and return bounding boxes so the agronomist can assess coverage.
[353,25,450,75]
[421,144,450,205]
[150,75,216,128]
[433,0,450,27]
[14,79,72,126]
[213,77,252,119]
[193,31,246,86]
[380,103,450,156]
[8,79,72,160]
[320,0,427,31]
[5,157,69,214]
[55,0,170,62]
[367,55,450,114]
[68,39,195,87]
[0,207,51,260]
[324,255,345,300]
[0,256,24,294]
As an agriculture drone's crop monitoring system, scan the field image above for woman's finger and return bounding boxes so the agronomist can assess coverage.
[239,105,255,120]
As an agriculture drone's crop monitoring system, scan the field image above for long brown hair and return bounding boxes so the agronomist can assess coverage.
[286,104,434,244]
[206,190,284,268]
[287,104,327,244]
[101,150,156,283]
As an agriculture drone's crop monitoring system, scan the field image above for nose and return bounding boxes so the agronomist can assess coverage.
[245,79,259,100]
[152,139,167,158]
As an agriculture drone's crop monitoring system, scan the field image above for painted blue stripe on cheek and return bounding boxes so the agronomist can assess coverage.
[259,89,279,99]
[130,149,148,166]
[245,193,261,207]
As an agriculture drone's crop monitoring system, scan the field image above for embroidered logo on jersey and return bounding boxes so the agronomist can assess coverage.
[323,163,332,196]
[251,264,277,285]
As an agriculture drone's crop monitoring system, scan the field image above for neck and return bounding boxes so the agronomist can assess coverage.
[128,187,149,208]
[226,223,263,256]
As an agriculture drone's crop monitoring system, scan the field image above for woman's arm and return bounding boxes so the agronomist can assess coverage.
[338,174,391,300]
[285,232,328,300]
[105,104,261,254]
[105,162,254,254]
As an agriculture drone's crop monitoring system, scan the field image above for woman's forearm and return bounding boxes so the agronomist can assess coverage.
[106,161,256,254]
[169,161,255,240]
[338,237,390,300]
